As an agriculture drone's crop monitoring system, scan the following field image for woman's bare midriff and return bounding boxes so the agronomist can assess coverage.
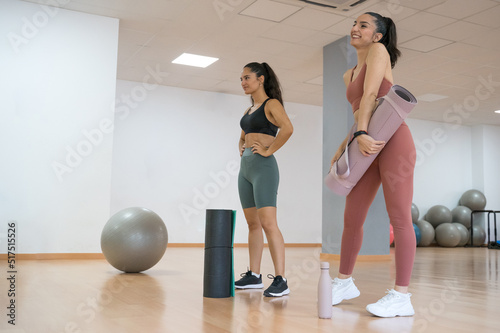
[244,133,275,149]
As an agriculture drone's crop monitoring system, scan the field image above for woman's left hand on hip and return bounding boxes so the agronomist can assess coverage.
[251,142,270,157]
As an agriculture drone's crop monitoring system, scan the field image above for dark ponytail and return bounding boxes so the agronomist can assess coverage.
[244,62,284,105]
[365,12,401,68]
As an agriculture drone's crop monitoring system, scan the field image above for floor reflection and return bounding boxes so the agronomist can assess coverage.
[234,289,289,333]
[367,316,415,333]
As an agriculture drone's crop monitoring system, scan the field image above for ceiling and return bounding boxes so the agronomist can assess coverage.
[22,0,500,126]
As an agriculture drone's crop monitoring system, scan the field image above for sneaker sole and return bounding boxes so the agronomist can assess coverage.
[263,288,290,297]
[235,283,264,289]
[366,305,415,318]
[332,288,360,305]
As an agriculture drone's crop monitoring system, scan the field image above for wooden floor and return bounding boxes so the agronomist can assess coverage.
[1,247,499,333]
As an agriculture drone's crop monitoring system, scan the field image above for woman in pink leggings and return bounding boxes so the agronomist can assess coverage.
[330,12,416,318]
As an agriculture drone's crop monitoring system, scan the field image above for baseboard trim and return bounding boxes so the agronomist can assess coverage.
[0,243,322,260]
[234,243,322,248]
[168,243,322,248]
[0,253,106,260]
[320,253,392,261]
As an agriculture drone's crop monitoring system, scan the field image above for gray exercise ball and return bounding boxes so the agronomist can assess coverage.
[101,207,168,273]
[459,189,487,211]
[415,220,435,247]
[411,203,419,224]
[451,205,472,228]
[435,223,460,247]
[425,205,452,228]
[467,225,486,246]
[452,222,469,247]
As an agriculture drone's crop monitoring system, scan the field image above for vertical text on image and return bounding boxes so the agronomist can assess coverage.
[6,221,17,326]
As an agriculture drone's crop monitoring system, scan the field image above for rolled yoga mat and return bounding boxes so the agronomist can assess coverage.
[203,209,236,298]
[325,85,417,196]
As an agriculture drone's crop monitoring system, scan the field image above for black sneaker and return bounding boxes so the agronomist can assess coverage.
[235,270,264,289]
[263,274,290,297]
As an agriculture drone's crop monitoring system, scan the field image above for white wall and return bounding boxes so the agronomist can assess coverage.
[407,118,473,215]
[0,0,118,253]
[111,80,324,244]
[478,125,500,211]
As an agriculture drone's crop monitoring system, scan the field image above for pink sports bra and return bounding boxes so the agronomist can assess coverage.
[346,63,392,112]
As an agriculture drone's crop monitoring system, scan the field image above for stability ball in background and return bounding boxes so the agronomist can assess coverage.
[411,203,419,224]
[468,224,486,246]
[425,205,452,228]
[415,220,435,247]
[459,189,487,211]
[435,223,460,247]
[101,207,168,273]
[452,222,469,247]
[451,206,472,228]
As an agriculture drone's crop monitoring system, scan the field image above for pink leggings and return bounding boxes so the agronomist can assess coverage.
[339,123,416,287]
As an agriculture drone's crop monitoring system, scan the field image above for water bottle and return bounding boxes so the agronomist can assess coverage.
[318,261,332,319]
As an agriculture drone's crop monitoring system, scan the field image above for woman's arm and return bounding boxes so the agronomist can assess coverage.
[330,69,356,166]
[251,99,293,156]
[239,130,246,157]
[356,43,389,156]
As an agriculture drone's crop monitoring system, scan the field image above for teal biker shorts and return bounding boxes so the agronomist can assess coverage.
[238,148,279,209]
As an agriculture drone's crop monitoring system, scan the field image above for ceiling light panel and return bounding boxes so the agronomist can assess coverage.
[172,53,219,68]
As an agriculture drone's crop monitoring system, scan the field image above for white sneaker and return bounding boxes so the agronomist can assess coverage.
[332,277,360,305]
[366,289,415,318]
